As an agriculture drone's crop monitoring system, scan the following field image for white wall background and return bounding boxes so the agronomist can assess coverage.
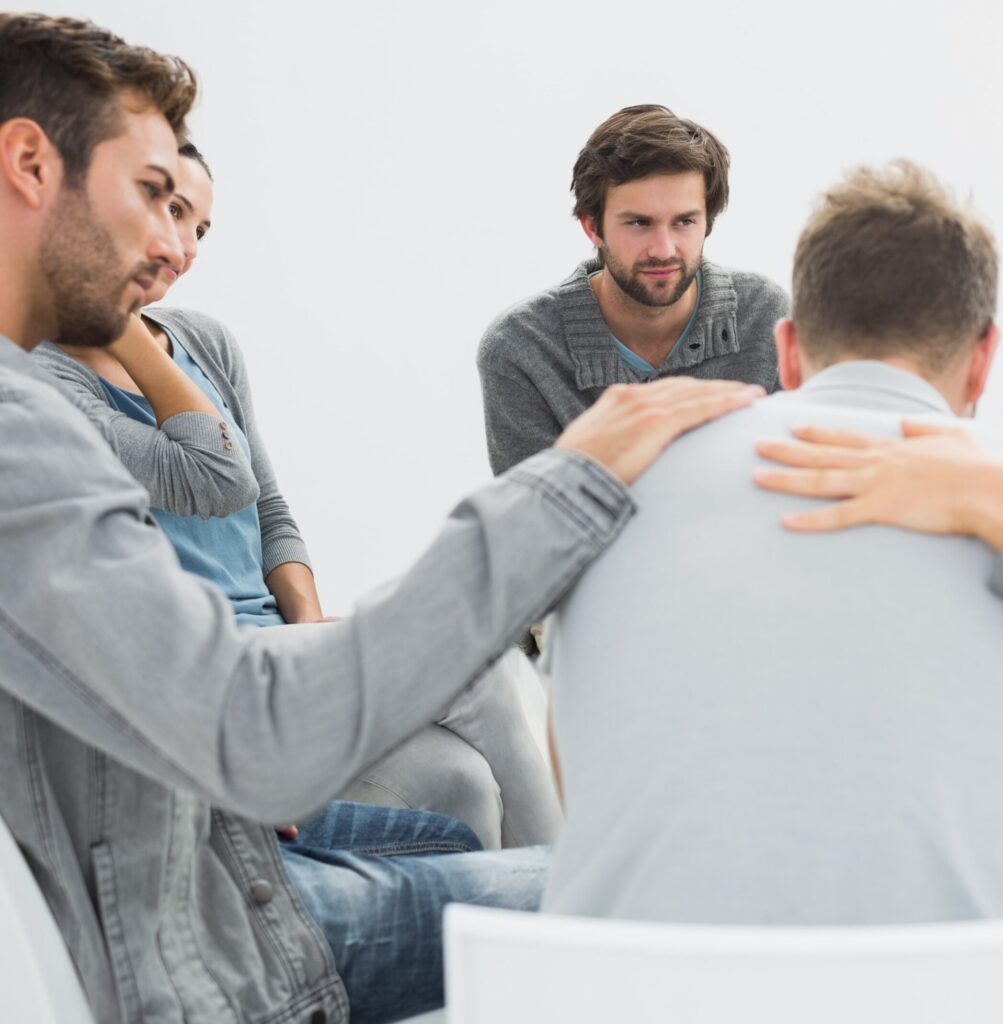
[44,0,1003,612]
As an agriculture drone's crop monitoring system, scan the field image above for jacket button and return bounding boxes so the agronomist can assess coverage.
[250,879,274,905]
[309,1012,326,1024]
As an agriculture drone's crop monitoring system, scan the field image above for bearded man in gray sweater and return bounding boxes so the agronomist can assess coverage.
[478,104,789,475]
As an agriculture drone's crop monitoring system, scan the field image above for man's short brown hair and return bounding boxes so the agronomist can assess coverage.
[571,104,730,237]
[792,161,998,374]
[0,14,197,185]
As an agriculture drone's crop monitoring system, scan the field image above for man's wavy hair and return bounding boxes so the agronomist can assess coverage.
[571,104,730,237]
[0,13,197,186]
[792,161,998,374]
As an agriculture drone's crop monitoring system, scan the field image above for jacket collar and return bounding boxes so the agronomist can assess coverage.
[558,258,740,389]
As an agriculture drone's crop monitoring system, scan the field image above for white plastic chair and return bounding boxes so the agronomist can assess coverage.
[444,904,1003,1023]
[0,813,96,1023]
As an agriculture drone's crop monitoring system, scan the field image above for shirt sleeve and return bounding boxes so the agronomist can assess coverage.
[0,375,634,824]
[31,344,260,519]
[479,363,565,477]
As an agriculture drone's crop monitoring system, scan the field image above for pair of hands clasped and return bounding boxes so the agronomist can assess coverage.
[556,376,1003,553]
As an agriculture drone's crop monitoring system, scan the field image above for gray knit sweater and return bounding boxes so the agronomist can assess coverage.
[33,307,310,576]
[478,258,790,475]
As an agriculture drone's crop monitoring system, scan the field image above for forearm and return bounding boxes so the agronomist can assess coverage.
[6,402,634,824]
[109,317,221,425]
[266,561,325,623]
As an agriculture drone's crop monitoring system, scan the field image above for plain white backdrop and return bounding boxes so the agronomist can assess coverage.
[41,0,1003,612]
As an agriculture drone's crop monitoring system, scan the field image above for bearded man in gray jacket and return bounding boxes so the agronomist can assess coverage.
[0,14,765,1024]
[478,103,789,476]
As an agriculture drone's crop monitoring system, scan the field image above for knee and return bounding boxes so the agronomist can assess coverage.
[436,742,503,851]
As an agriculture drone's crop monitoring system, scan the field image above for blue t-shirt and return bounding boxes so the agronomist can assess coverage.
[99,331,284,628]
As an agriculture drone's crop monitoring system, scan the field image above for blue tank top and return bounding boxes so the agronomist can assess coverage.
[99,330,284,628]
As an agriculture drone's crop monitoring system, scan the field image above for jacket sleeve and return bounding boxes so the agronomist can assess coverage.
[0,375,634,824]
[31,344,260,519]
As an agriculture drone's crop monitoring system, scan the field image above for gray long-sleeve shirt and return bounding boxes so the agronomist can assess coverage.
[477,259,789,475]
[33,307,310,576]
[0,333,634,1023]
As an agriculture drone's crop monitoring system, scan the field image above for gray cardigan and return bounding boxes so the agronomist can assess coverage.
[33,307,310,576]
[478,258,789,475]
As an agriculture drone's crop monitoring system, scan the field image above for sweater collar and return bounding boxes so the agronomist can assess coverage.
[558,257,740,390]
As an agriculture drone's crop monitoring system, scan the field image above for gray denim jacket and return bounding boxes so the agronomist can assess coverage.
[0,336,634,1023]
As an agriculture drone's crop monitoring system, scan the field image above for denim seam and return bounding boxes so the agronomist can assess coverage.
[507,468,605,542]
[258,821,343,986]
[212,811,304,989]
[337,839,478,857]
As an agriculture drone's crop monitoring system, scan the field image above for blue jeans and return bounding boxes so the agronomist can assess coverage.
[280,801,549,1024]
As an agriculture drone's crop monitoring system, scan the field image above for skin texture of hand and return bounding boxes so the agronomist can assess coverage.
[753,420,1003,552]
[555,377,765,485]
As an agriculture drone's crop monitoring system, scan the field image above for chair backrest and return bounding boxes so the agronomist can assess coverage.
[0,813,96,1023]
[444,904,1003,1024]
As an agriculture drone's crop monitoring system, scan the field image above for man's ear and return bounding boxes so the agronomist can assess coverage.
[579,214,603,250]
[774,318,803,391]
[964,322,1000,406]
[0,118,60,210]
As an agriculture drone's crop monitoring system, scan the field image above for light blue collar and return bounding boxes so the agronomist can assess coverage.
[798,360,953,415]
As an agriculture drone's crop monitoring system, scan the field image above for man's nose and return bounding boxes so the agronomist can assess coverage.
[647,227,677,261]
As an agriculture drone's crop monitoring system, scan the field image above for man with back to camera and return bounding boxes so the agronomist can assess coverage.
[544,161,1003,926]
[0,14,765,1023]
[477,103,790,477]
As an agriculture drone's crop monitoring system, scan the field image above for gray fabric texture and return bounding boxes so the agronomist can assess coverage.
[0,333,634,1024]
[477,258,790,475]
[546,361,1003,926]
[33,307,310,576]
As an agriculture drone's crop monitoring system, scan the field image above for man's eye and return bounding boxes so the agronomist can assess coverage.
[678,218,695,227]
[142,181,165,200]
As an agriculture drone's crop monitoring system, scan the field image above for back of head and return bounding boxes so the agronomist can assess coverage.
[0,13,197,186]
[792,161,998,375]
[571,104,731,236]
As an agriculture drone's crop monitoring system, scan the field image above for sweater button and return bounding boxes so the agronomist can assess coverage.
[250,879,274,904]
[309,1011,327,1024]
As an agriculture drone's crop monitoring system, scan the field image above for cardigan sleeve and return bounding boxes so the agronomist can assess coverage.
[156,311,312,576]
[32,342,260,519]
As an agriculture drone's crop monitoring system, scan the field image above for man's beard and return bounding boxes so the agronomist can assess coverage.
[601,243,699,308]
[39,189,152,348]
